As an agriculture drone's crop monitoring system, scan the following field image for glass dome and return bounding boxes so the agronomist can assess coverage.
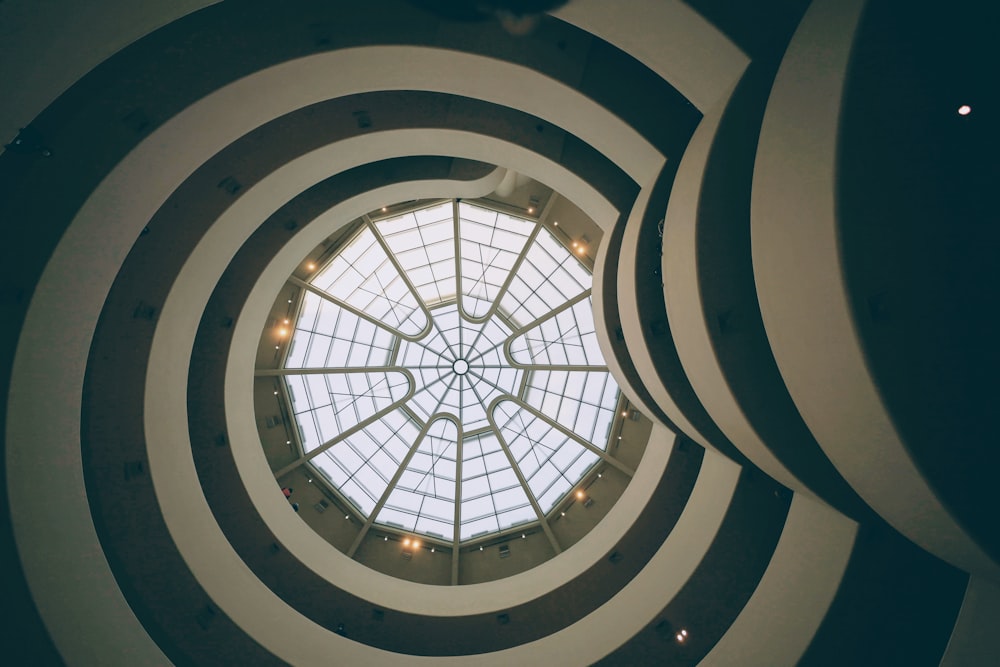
[280,200,620,544]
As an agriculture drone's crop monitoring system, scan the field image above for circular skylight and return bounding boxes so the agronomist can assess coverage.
[280,200,621,544]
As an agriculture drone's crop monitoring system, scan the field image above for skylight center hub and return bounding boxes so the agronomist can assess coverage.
[452,358,470,376]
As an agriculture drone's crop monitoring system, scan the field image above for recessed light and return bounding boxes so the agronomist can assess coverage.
[958,104,972,116]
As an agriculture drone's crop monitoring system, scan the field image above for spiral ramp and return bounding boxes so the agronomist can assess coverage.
[2,1,999,665]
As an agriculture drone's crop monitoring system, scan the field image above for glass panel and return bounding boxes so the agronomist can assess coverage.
[376,419,458,535]
[492,400,598,514]
[320,409,419,515]
[286,292,394,370]
[283,371,410,453]
[498,228,589,327]
[524,370,619,447]
[457,202,535,319]
[376,201,456,307]
[311,226,427,336]
[509,297,603,366]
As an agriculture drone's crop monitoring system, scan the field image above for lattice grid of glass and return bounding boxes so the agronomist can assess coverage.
[281,200,620,544]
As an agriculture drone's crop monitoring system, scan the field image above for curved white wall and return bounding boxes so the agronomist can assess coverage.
[700,492,857,667]
[662,74,805,493]
[619,179,721,450]
[939,576,1000,667]
[553,0,748,112]
[750,0,999,581]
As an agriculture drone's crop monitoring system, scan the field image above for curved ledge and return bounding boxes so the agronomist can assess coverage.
[940,576,1000,667]
[621,158,746,465]
[590,204,670,428]
[663,59,870,520]
[750,0,999,579]
[553,0,748,112]
[701,493,857,666]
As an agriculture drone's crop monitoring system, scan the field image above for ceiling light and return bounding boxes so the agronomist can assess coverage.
[479,546,484,551]
[527,206,535,214]
[283,319,290,325]
[412,540,421,549]
[381,206,387,212]
[521,533,526,539]
[278,328,287,336]
[958,104,972,116]
[431,547,435,552]
[403,538,410,546]
[577,246,585,255]
[306,262,316,271]
[273,391,278,395]
[576,490,585,499]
